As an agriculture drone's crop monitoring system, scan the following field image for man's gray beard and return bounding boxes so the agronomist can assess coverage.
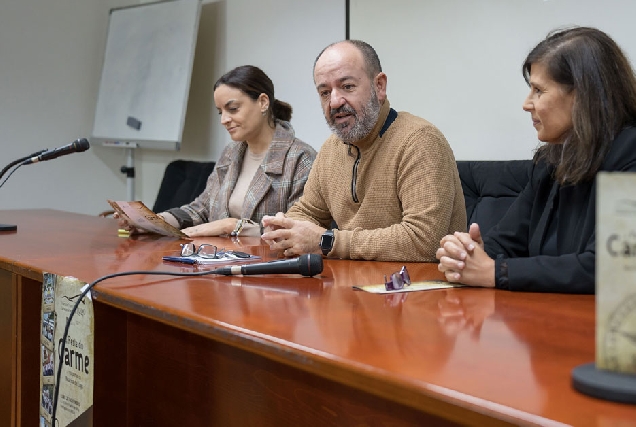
[328,92,381,144]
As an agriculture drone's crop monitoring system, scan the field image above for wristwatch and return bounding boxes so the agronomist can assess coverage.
[320,230,335,256]
[230,218,256,237]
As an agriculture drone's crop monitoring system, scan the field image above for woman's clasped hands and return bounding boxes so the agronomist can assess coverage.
[436,223,496,288]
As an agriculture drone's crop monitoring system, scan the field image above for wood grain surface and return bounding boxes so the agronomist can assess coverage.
[1,209,635,426]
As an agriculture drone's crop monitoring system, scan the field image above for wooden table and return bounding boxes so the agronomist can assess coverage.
[1,209,635,426]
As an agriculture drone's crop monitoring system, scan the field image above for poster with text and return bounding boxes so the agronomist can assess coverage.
[596,173,636,374]
[39,273,94,427]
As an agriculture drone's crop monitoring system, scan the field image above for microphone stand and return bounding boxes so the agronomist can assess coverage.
[0,149,47,232]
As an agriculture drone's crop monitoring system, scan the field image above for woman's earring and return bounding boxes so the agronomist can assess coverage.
[262,106,268,116]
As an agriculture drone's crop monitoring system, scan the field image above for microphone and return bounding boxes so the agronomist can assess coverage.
[212,254,323,277]
[22,138,90,165]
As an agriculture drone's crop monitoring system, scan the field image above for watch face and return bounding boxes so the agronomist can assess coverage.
[321,231,334,252]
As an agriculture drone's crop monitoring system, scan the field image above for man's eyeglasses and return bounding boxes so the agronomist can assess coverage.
[180,243,221,259]
[384,266,411,291]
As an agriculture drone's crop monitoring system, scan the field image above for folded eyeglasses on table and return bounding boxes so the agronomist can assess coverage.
[162,243,258,264]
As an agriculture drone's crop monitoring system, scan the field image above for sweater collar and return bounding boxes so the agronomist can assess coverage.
[347,99,392,151]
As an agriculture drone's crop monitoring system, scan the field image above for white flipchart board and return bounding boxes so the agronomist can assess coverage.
[92,0,201,150]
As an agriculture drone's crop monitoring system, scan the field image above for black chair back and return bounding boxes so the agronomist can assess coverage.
[152,160,216,212]
[456,160,532,235]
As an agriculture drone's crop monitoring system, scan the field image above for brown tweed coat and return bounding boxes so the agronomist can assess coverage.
[167,121,316,228]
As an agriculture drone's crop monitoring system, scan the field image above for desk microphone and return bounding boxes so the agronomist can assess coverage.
[212,254,323,277]
[22,138,90,165]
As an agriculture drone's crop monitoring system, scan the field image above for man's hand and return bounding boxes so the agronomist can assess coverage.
[261,212,287,234]
[262,212,326,257]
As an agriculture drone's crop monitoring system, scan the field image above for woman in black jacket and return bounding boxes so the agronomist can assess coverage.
[436,27,636,293]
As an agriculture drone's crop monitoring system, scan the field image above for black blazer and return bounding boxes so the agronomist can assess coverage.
[484,126,636,293]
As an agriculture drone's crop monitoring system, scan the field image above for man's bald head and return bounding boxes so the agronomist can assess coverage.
[313,40,382,82]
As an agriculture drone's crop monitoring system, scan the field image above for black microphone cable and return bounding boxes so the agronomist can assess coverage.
[51,268,217,423]
[51,265,320,423]
[0,149,46,180]
[0,149,47,189]
[0,164,23,190]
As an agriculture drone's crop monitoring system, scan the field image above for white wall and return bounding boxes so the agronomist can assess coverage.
[1,0,132,216]
[1,0,344,216]
[140,0,343,209]
[224,0,342,150]
[5,0,636,216]
[350,0,636,160]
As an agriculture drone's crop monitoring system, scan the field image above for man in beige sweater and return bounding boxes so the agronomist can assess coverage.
[261,40,465,262]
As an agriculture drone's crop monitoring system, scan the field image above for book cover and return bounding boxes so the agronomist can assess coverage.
[107,200,188,238]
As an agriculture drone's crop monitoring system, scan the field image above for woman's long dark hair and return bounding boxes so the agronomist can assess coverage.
[214,65,292,126]
[523,27,636,184]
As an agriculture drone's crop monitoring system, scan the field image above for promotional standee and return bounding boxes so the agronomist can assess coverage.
[39,273,94,427]
[572,172,636,404]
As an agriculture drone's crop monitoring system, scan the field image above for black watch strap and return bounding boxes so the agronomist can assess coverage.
[320,230,335,256]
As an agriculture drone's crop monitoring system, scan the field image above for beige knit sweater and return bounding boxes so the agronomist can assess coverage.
[287,100,466,262]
